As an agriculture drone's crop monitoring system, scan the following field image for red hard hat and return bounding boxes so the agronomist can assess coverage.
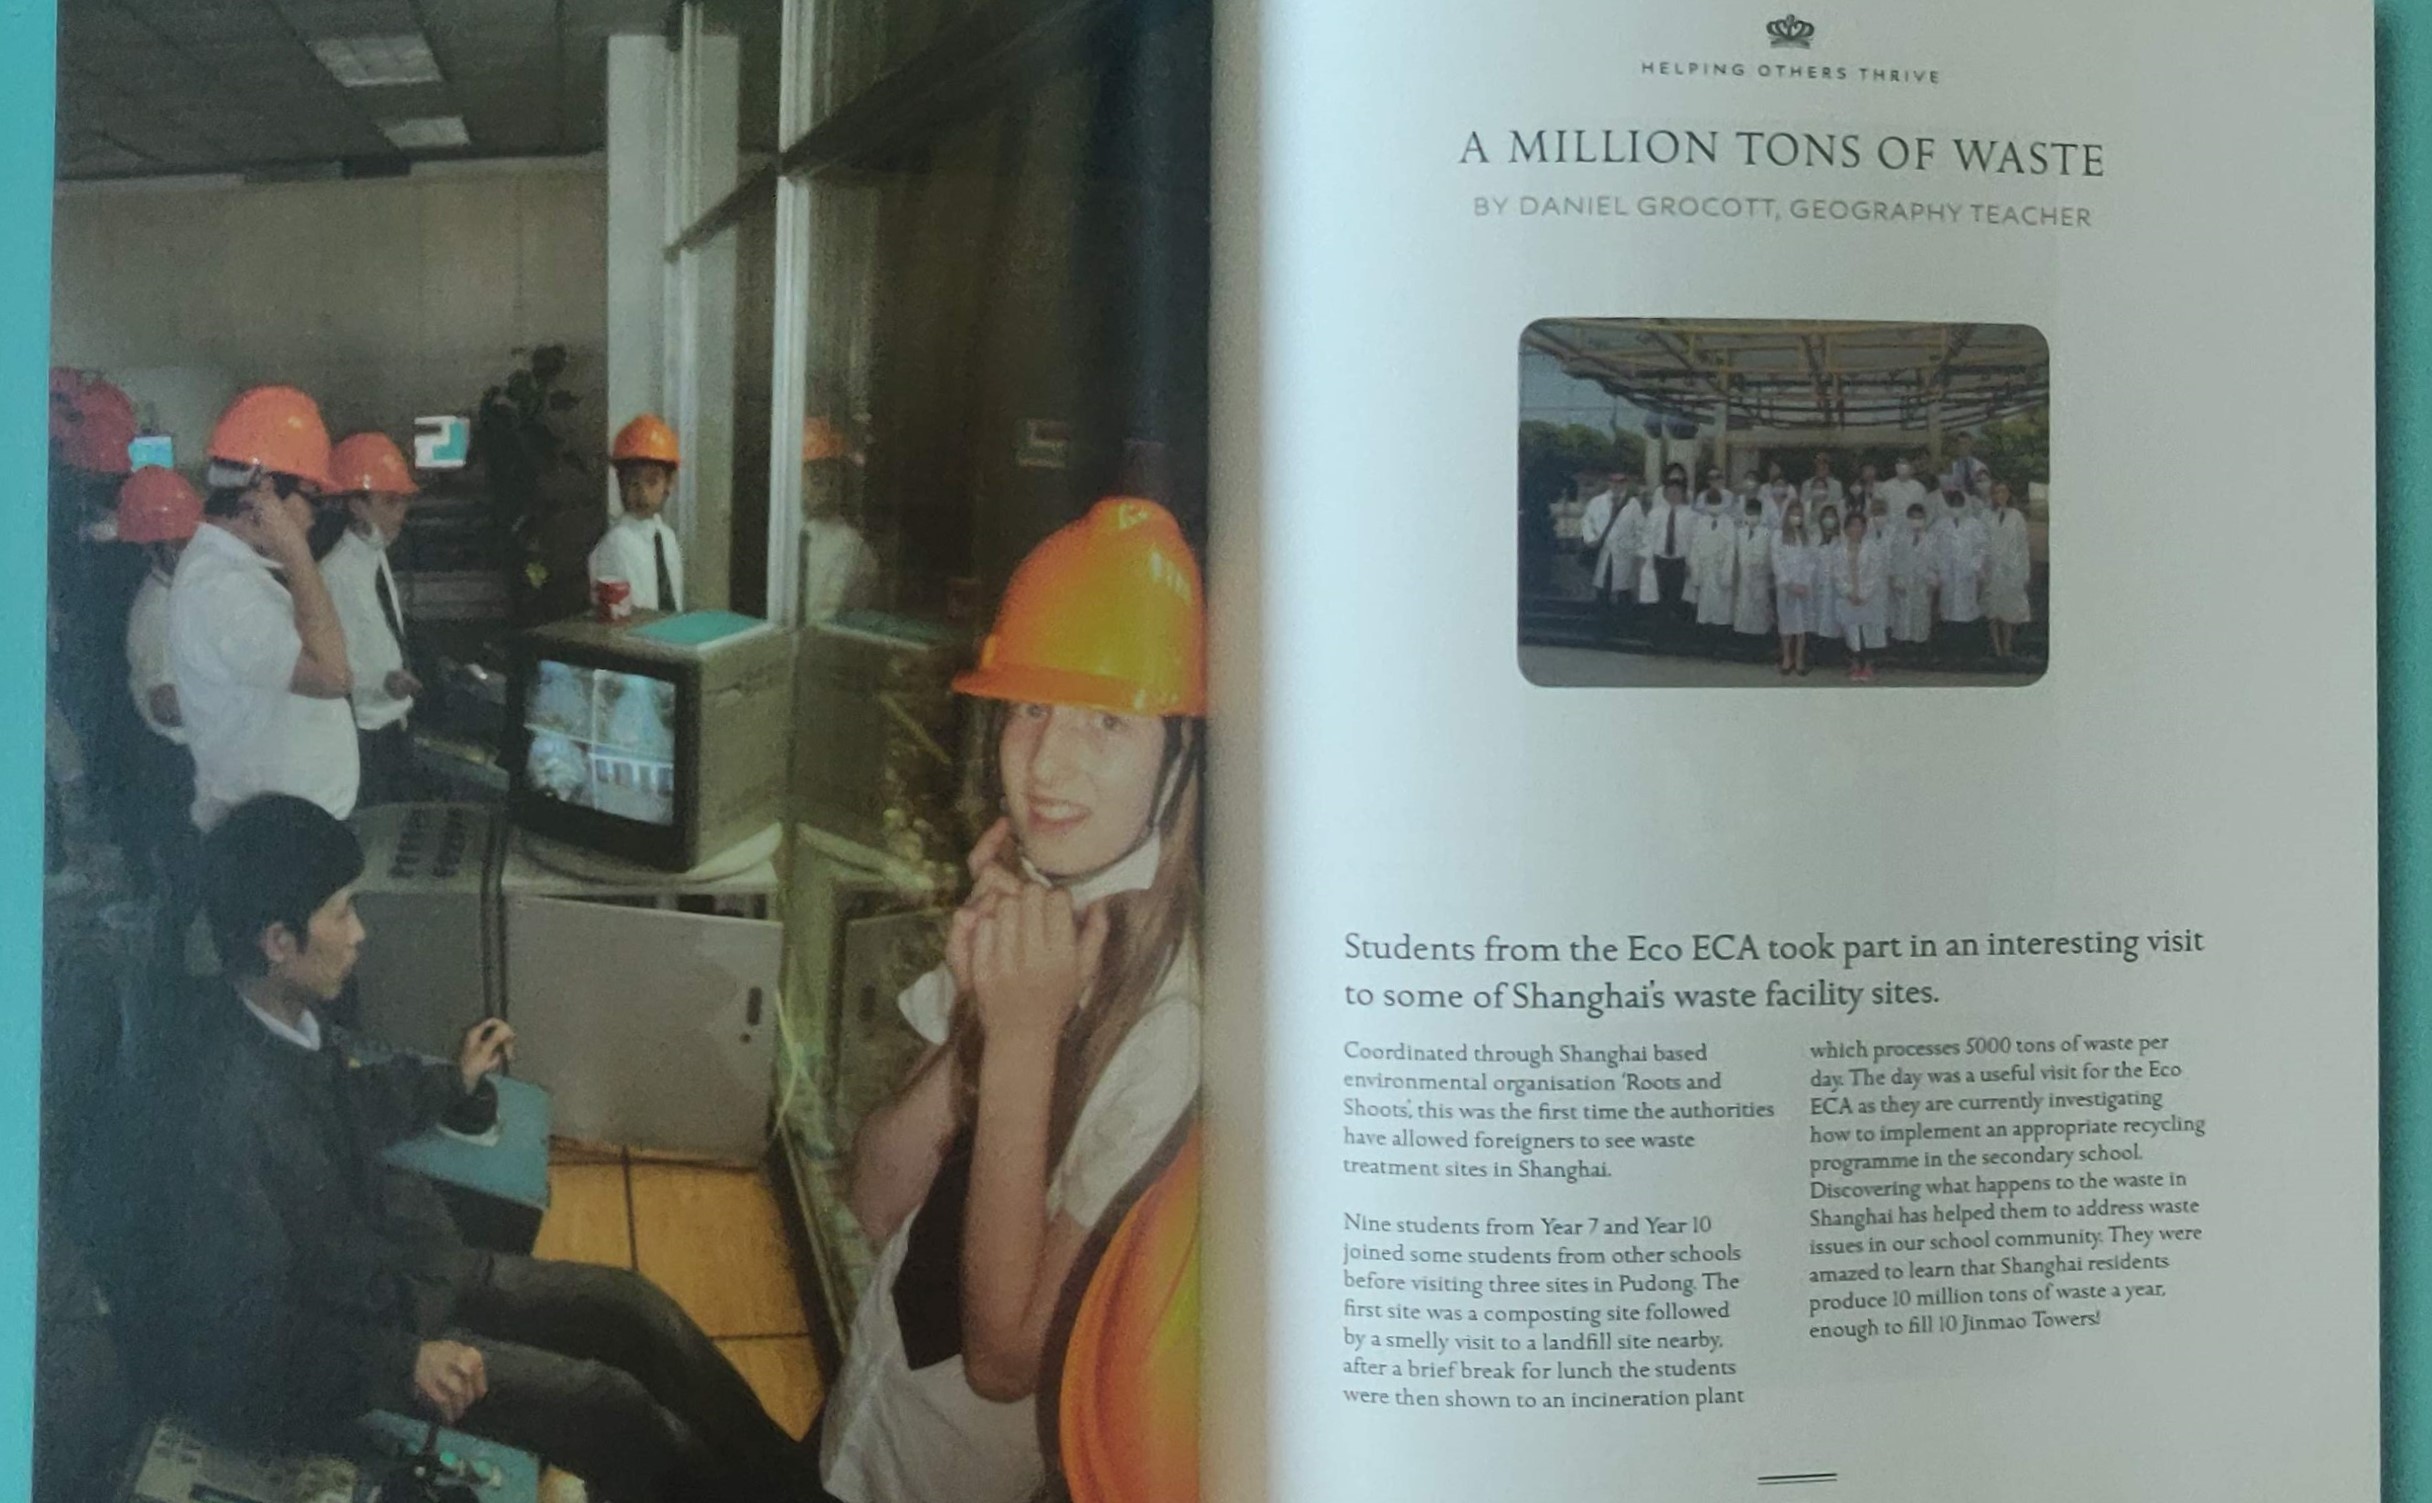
[326,432,420,497]
[116,467,203,545]
[58,377,137,475]
[208,386,336,492]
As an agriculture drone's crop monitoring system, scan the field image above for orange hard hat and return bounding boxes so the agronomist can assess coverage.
[208,386,335,491]
[1057,1122,1200,1503]
[58,377,137,475]
[954,498,1206,718]
[326,432,420,497]
[115,467,202,545]
[611,414,681,468]
[803,415,852,464]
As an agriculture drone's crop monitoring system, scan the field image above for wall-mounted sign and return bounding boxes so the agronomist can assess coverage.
[415,414,471,469]
[1016,419,1070,471]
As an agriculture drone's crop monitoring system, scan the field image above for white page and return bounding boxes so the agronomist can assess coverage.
[1206,2,2375,1499]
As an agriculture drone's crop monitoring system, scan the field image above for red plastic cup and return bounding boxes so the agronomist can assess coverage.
[594,576,633,623]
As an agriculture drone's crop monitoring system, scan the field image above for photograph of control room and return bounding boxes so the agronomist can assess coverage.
[38,1,1210,1501]
[1519,318,2051,688]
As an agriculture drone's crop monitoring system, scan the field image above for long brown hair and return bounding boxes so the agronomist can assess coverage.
[946,713,1203,1164]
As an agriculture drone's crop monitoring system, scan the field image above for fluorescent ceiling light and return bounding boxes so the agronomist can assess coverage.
[312,34,443,88]
[380,116,470,149]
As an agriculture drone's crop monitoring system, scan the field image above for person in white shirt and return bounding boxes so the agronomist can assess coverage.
[1887,501,1938,654]
[1637,463,1697,640]
[821,500,1202,1503]
[1933,486,1992,659]
[168,386,356,832]
[1983,479,2033,659]
[1876,454,1930,526]
[1690,472,1738,632]
[1810,505,1844,652]
[1772,499,1813,676]
[1944,432,1991,499]
[1730,494,1774,640]
[589,414,685,613]
[1760,459,1797,521]
[118,465,205,983]
[1583,473,1645,631]
[321,433,423,805]
[1831,509,1890,682]
[1800,451,1845,519]
[802,416,883,623]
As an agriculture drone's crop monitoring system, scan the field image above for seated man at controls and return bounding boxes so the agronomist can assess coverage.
[132,793,808,1501]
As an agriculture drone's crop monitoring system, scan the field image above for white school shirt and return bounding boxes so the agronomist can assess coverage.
[802,515,881,622]
[126,568,183,745]
[820,836,1200,1503]
[167,523,359,830]
[322,529,412,732]
[588,513,685,612]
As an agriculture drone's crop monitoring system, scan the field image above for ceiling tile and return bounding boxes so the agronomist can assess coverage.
[119,0,298,46]
[268,0,422,39]
[417,0,556,28]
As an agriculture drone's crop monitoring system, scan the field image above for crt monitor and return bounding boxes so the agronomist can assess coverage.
[507,612,795,872]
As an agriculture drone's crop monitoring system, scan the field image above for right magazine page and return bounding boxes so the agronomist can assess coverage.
[1207,1,2376,1498]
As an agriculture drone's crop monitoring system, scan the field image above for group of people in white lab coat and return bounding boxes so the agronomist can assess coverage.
[1575,443,2037,680]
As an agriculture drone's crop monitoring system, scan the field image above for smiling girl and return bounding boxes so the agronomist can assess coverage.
[817,498,1204,1503]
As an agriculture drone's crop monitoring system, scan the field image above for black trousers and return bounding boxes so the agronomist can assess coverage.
[446,1253,808,1503]
[358,720,417,807]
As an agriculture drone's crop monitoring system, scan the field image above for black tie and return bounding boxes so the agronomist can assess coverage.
[653,530,677,612]
[1666,507,1677,555]
[373,559,406,654]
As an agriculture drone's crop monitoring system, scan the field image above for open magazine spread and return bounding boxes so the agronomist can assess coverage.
[25,0,2377,1501]
[1207,1,2375,1500]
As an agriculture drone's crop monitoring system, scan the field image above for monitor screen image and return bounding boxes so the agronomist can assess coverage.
[523,660,679,826]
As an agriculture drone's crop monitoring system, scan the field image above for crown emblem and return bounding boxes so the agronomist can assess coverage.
[1767,13,1816,47]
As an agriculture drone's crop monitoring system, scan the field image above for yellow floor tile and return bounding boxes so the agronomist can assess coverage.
[547,1137,628,1166]
[718,1336,824,1439]
[629,1162,808,1339]
[531,1162,633,1269]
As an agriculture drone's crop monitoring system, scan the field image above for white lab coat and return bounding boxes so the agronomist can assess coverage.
[1772,531,1814,636]
[1877,476,1930,528]
[1579,488,1618,553]
[1810,529,1844,640]
[1984,507,2031,623]
[1800,476,1845,519]
[1730,520,1774,635]
[1829,535,1889,650]
[1691,503,1736,624]
[588,513,685,612]
[1593,497,1646,597]
[1887,522,1937,643]
[1936,511,1991,622]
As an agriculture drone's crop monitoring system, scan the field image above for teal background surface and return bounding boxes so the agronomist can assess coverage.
[0,1,2410,1499]
[0,0,56,1498]
[2397,3,2429,1498]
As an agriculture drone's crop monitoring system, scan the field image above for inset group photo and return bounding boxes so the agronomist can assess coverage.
[1518,318,2051,688]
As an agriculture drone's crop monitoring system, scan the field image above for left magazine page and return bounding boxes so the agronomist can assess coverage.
[30,5,1212,1503]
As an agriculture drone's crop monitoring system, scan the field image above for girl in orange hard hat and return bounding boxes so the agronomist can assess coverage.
[818,497,1204,1503]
